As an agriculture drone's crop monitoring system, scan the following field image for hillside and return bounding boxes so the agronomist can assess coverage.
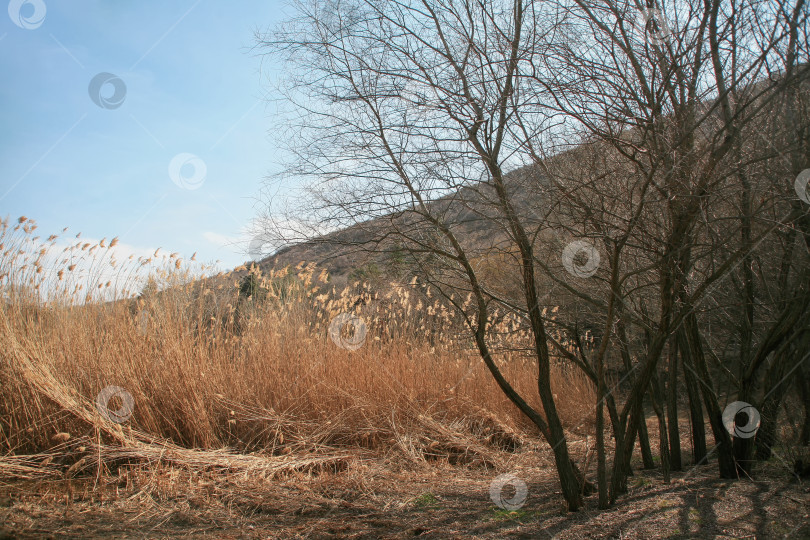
[247,162,554,286]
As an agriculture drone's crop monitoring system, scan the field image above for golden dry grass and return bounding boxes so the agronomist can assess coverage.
[0,216,595,481]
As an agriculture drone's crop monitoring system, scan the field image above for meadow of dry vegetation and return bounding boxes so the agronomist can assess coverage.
[0,215,597,457]
[0,216,618,537]
[1,214,808,539]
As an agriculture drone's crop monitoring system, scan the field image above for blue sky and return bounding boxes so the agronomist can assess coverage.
[1,0,290,272]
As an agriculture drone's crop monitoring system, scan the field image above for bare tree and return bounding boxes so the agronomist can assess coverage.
[261,0,595,509]
[260,0,810,510]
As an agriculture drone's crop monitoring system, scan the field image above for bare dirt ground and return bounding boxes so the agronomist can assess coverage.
[2,441,808,539]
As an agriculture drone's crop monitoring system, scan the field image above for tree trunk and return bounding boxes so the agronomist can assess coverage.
[638,397,656,469]
[734,301,806,474]
[609,329,668,502]
[685,312,737,477]
[594,278,611,509]
[471,326,584,508]
[596,393,608,508]
[667,341,683,471]
[683,359,707,465]
[755,351,789,460]
[609,405,637,500]
[650,371,671,482]
[616,309,654,468]
[679,327,707,464]
[544,391,585,510]
[755,396,782,461]
[732,417,756,477]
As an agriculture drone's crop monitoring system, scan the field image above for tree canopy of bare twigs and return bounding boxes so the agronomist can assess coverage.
[259,0,810,510]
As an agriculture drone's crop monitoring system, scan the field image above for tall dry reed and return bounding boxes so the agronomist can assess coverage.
[0,216,595,470]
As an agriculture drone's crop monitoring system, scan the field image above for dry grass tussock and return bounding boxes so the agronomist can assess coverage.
[0,216,595,483]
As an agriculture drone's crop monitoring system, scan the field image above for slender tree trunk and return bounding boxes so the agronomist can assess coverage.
[650,372,671,483]
[594,245,623,509]
[471,327,585,508]
[685,312,737,477]
[756,351,791,460]
[638,396,656,469]
[596,389,608,508]
[491,190,584,509]
[610,402,640,500]
[732,405,756,477]
[756,396,782,461]
[734,160,757,477]
[667,341,683,471]
[734,303,806,474]
[542,388,585,510]
[606,396,624,467]
[616,308,654,468]
[682,354,707,464]
[679,326,707,464]
[614,208,690,494]
[609,326,668,502]
[594,320,609,509]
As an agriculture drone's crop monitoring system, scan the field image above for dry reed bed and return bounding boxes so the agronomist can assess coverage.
[0,216,595,481]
